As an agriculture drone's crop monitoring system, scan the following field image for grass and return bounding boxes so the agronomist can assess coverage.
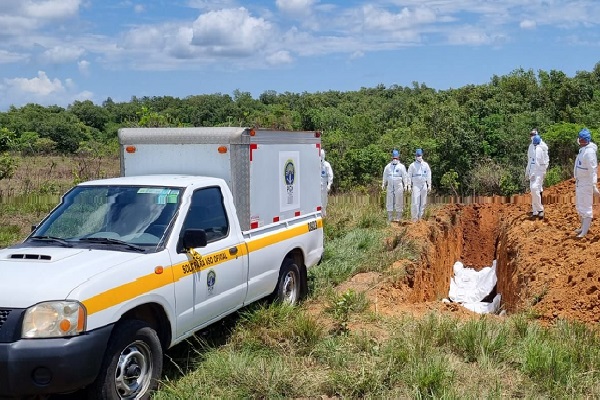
[2,159,600,398]
[154,199,600,399]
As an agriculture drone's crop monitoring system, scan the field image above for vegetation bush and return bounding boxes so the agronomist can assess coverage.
[2,63,599,196]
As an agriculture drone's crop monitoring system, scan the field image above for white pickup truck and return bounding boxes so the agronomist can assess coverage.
[0,127,324,399]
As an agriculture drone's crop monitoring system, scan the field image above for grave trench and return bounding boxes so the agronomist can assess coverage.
[405,203,522,313]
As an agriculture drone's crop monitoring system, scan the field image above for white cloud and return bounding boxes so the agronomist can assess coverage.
[0,49,29,64]
[0,71,94,109]
[520,19,536,29]
[4,71,65,96]
[166,27,197,59]
[350,50,364,60]
[134,4,145,14]
[446,26,494,46]
[122,26,167,51]
[0,0,81,38]
[276,0,315,16]
[78,59,90,75]
[361,5,437,32]
[266,50,293,65]
[40,46,85,63]
[191,8,275,56]
[186,0,238,11]
[22,0,81,19]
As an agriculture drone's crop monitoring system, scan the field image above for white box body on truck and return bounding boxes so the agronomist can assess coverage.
[0,127,324,399]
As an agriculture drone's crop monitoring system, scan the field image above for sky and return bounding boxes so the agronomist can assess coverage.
[0,0,599,111]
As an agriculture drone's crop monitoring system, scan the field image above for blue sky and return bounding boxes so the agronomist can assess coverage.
[0,0,599,111]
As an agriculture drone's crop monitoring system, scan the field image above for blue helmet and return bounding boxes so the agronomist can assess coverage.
[532,134,541,145]
[578,128,592,143]
[392,149,399,158]
[415,148,423,156]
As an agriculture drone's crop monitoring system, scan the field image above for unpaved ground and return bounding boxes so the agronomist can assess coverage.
[330,176,600,326]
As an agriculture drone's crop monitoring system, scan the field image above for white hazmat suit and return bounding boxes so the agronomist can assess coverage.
[407,150,432,221]
[526,135,549,190]
[528,135,549,218]
[320,149,334,217]
[382,154,408,222]
[574,132,598,237]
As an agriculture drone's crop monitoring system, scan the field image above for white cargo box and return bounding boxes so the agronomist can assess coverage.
[118,127,322,231]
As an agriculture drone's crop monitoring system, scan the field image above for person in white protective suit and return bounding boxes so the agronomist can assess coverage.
[320,149,334,217]
[526,128,549,193]
[407,148,432,221]
[573,128,598,238]
[382,149,408,222]
[528,134,549,219]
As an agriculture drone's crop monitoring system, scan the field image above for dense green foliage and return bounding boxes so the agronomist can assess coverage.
[2,63,600,195]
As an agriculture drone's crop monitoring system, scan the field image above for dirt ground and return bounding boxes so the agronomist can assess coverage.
[334,174,600,326]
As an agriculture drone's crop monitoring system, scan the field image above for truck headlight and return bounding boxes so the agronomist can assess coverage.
[22,301,86,338]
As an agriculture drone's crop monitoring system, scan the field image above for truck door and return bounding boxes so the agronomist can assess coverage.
[175,186,247,334]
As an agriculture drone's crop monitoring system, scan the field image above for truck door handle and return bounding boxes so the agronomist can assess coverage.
[229,246,238,255]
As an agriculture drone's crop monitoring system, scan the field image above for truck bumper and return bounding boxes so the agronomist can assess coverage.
[0,324,113,397]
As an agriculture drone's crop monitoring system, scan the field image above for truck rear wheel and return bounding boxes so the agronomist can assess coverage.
[87,320,163,400]
[274,259,303,305]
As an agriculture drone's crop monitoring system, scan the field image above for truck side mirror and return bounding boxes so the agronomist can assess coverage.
[182,229,207,250]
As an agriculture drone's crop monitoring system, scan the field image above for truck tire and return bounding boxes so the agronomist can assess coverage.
[87,320,163,400]
[274,259,303,305]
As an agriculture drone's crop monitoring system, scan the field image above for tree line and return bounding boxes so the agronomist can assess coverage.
[1,61,599,196]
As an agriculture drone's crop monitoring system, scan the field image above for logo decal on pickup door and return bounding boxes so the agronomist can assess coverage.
[207,270,216,294]
[307,220,318,232]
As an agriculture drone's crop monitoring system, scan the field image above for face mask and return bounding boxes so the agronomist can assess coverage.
[392,159,398,165]
[416,156,423,162]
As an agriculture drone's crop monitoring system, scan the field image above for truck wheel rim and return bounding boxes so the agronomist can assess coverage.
[115,340,153,398]
[282,271,297,303]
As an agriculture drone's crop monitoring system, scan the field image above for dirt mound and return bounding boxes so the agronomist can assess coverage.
[331,174,600,327]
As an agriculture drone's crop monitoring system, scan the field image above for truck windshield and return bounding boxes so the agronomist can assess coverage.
[31,185,181,248]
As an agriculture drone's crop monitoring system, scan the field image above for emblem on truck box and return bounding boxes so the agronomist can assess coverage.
[284,160,295,185]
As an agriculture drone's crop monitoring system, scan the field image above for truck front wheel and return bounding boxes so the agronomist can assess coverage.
[87,320,163,400]
[275,259,303,305]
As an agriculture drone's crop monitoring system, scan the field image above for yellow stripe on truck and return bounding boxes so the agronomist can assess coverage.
[82,217,322,316]
[85,247,244,315]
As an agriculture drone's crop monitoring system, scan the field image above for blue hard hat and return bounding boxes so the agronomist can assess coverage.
[392,149,399,158]
[415,148,423,156]
[578,128,591,142]
[532,134,541,145]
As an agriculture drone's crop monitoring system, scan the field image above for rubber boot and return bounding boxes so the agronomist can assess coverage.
[577,217,591,238]
[574,217,583,234]
[387,211,393,223]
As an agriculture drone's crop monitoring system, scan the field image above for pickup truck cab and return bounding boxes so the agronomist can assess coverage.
[0,127,324,399]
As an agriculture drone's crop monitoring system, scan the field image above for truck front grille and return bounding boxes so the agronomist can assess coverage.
[0,309,10,330]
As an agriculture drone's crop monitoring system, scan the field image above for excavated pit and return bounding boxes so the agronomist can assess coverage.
[397,186,600,325]
[337,176,600,325]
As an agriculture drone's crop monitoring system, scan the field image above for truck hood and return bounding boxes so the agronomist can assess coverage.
[0,246,145,308]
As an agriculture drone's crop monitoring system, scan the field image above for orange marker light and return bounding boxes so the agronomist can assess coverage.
[155,266,164,274]
[249,129,256,136]
[59,319,71,332]
[218,146,228,154]
[125,146,136,153]
[77,307,85,331]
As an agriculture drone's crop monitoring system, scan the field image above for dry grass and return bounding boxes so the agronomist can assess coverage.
[0,155,120,246]
[0,155,120,197]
